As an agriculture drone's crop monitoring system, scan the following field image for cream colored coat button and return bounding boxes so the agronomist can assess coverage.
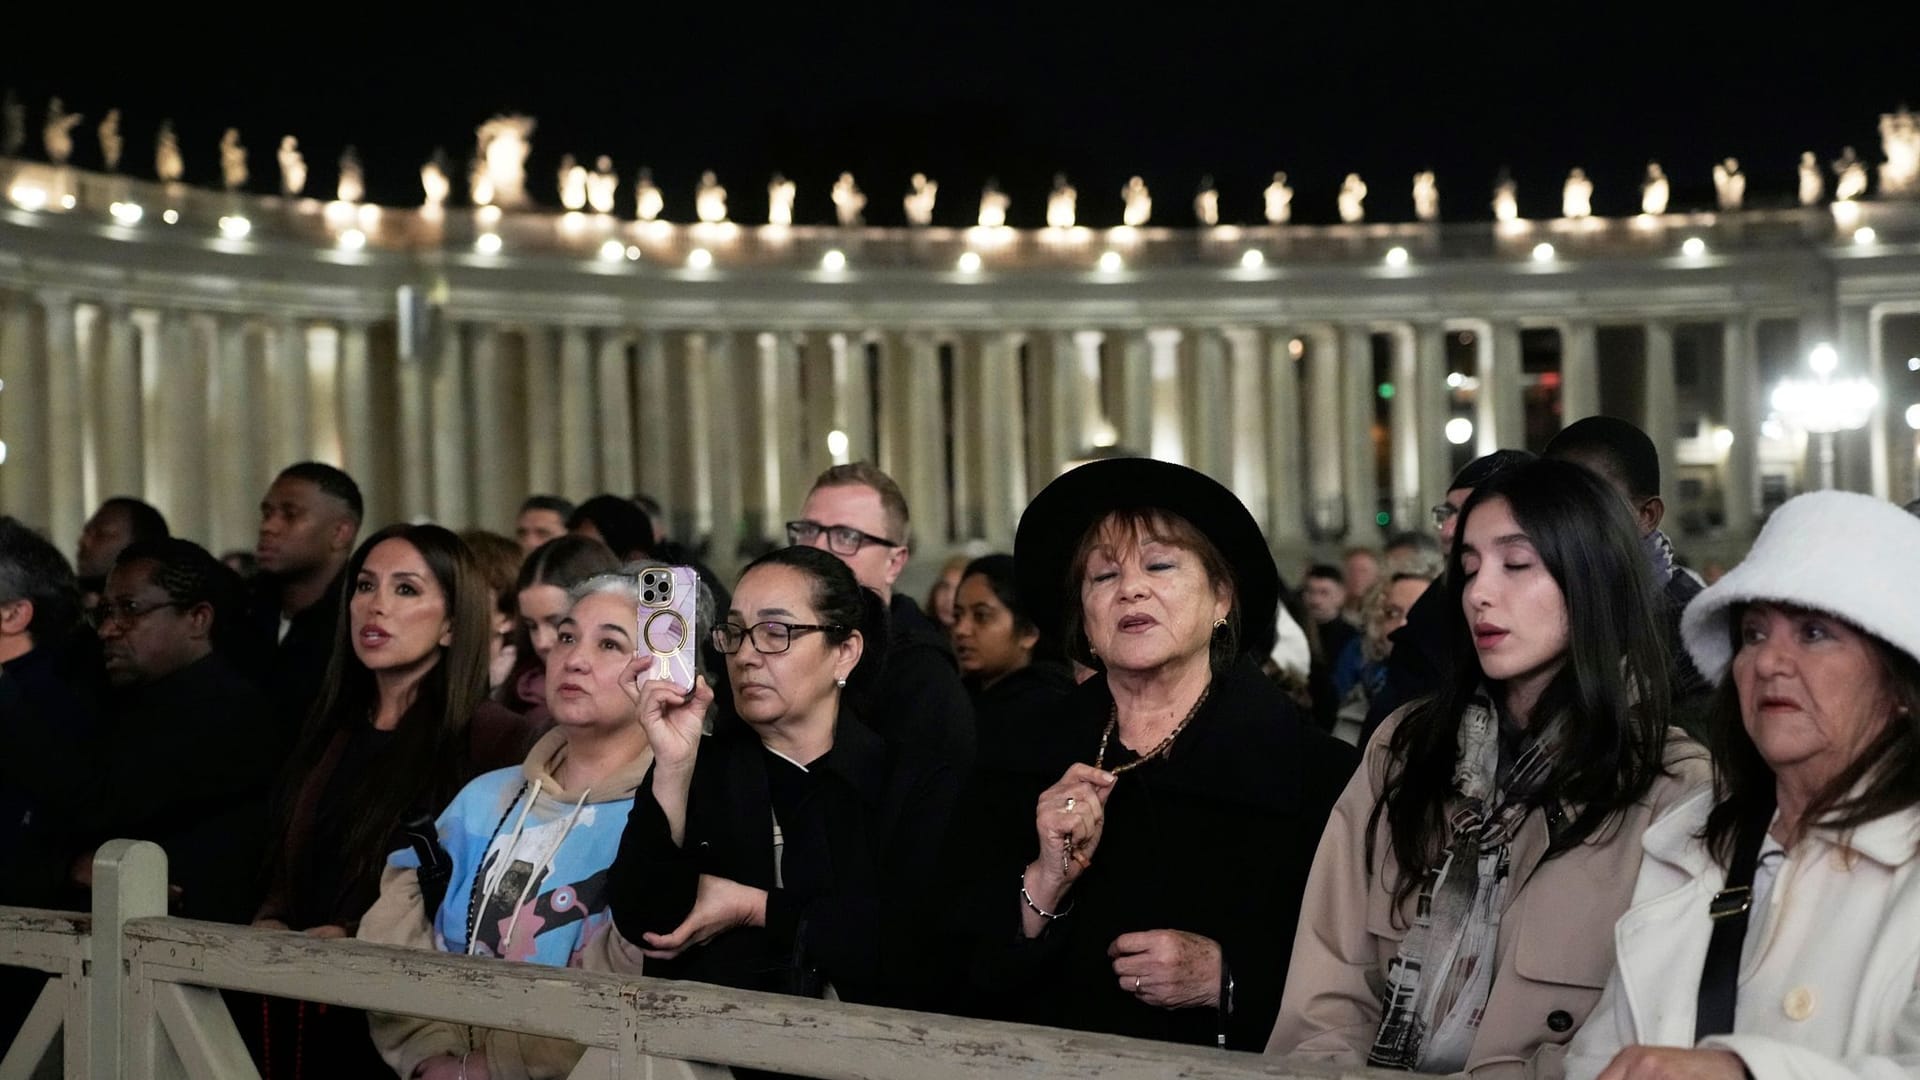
[1783,987,1815,1021]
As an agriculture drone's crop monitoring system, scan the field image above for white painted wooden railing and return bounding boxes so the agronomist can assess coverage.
[0,841,1367,1080]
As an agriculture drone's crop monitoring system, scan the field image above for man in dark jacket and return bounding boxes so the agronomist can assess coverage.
[787,464,976,778]
[248,462,361,747]
[41,539,280,923]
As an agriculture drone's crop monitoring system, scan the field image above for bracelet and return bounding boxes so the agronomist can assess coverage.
[1020,880,1073,920]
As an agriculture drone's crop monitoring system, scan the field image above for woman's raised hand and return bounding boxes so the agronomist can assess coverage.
[634,658,712,773]
[1033,764,1117,892]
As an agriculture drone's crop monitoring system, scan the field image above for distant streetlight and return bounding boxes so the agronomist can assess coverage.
[1769,341,1879,490]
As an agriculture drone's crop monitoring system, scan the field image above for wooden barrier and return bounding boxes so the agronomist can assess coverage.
[0,842,1374,1080]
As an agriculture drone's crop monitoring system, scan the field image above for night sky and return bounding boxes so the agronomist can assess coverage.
[8,9,1920,227]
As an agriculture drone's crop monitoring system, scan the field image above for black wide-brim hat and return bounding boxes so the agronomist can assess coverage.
[1014,457,1280,660]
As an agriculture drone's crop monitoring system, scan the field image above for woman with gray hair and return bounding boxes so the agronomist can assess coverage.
[1566,491,1920,1080]
[360,563,715,1080]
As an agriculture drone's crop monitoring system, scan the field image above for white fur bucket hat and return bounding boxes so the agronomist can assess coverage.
[1681,490,1920,684]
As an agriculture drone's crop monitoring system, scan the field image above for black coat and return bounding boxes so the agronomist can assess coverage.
[876,594,976,775]
[609,705,959,1008]
[248,572,343,750]
[964,656,1357,1050]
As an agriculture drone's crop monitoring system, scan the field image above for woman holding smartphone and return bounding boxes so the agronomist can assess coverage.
[606,545,959,1008]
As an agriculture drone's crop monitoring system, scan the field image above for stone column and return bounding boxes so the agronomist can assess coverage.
[835,332,875,463]
[1303,325,1343,537]
[702,332,744,578]
[946,334,979,539]
[1071,329,1106,449]
[556,327,595,496]
[1559,318,1600,426]
[1414,322,1452,519]
[395,328,434,523]
[1185,330,1233,485]
[1221,327,1267,522]
[97,304,143,499]
[523,327,560,496]
[1115,329,1154,455]
[1838,305,1878,496]
[306,324,343,468]
[0,293,49,529]
[906,333,950,548]
[468,324,509,531]
[157,313,211,544]
[336,320,376,510]
[1341,324,1380,544]
[1386,324,1422,530]
[757,332,807,527]
[209,317,263,553]
[1868,307,1916,503]
[1721,315,1759,538]
[1642,321,1678,508]
[40,291,86,548]
[268,316,312,470]
[1263,330,1307,548]
[662,332,703,540]
[800,331,838,476]
[74,303,103,514]
[429,323,470,527]
[1023,330,1077,486]
[1146,327,1185,464]
[596,329,635,497]
[977,330,1028,546]
[1479,320,1524,455]
[634,329,673,500]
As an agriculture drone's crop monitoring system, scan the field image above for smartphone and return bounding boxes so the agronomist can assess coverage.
[637,565,699,694]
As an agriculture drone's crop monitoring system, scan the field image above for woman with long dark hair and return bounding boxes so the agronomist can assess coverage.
[1271,458,1709,1075]
[247,524,525,1076]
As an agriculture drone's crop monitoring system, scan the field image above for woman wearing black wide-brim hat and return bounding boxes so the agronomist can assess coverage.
[963,457,1357,1050]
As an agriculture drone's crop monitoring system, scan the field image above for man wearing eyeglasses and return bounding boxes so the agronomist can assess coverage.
[43,539,279,924]
[788,464,976,777]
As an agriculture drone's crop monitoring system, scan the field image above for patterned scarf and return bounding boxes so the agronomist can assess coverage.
[1642,528,1677,587]
[1367,689,1569,1072]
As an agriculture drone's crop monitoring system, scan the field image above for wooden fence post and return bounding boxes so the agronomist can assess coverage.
[90,840,167,1080]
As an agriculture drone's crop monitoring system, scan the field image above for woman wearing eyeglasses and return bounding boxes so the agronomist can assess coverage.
[606,545,958,1008]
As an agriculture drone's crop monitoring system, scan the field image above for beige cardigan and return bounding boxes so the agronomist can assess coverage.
[1268,710,1709,1080]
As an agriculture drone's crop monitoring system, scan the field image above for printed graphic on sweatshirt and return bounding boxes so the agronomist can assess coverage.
[466,803,611,962]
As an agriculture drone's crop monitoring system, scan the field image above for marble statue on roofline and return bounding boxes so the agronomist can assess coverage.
[696,171,728,223]
[338,147,364,203]
[474,114,534,208]
[1194,175,1219,226]
[1562,168,1593,218]
[1121,176,1151,226]
[1713,158,1745,211]
[220,129,248,191]
[558,154,588,211]
[97,110,123,172]
[1832,147,1867,201]
[1492,170,1518,222]
[904,173,937,226]
[2,91,24,157]
[43,97,81,165]
[587,156,618,214]
[635,168,664,222]
[1264,172,1293,224]
[1640,162,1669,215]
[1338,173,1367,224]
[1798,151,1825,206]
[420,151,450,210]
[278,136,306,197]
[978,179,1009,228]
[1046,173,1077,228]
[1879,107,1918,197]
[469,155,493,207]
[155,121,184,183]
[832,172,866,227]
[1413,170,1439,222]
[768,172,796,226]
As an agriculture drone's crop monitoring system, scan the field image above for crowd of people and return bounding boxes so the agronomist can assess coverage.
[4,412,1920,1080]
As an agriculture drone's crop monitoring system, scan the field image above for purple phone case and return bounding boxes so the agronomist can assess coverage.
[637,566,699,692]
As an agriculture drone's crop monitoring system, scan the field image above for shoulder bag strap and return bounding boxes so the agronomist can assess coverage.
[1694,794,1776,1039]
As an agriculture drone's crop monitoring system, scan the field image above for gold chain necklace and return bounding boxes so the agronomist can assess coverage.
[1094,683,1212,774]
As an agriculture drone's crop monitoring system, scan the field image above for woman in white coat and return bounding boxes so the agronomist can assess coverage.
[1567,490,1920,1080]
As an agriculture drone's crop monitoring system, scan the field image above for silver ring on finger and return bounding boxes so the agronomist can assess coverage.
[1133,975,1143,994]
[1065,796,1076,811]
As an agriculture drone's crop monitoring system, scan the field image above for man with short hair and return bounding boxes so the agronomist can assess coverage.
[0,517,101,910]
[49,539,278,922]
[788,464,974,774]
[1545,415,1712,722]
[515,494,574,553]
[1340,547,1380,619]
[249,462,362,743]
[1302,564,1358,664]
[75,496,169,613]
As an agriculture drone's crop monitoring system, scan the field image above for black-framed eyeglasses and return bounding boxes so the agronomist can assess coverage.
[710,620,846,655]
[785,519,901,556]
[87,597,188,630]
[1430,503,1460,527]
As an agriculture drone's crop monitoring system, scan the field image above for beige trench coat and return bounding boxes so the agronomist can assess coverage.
[1267,710,1709,1080]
